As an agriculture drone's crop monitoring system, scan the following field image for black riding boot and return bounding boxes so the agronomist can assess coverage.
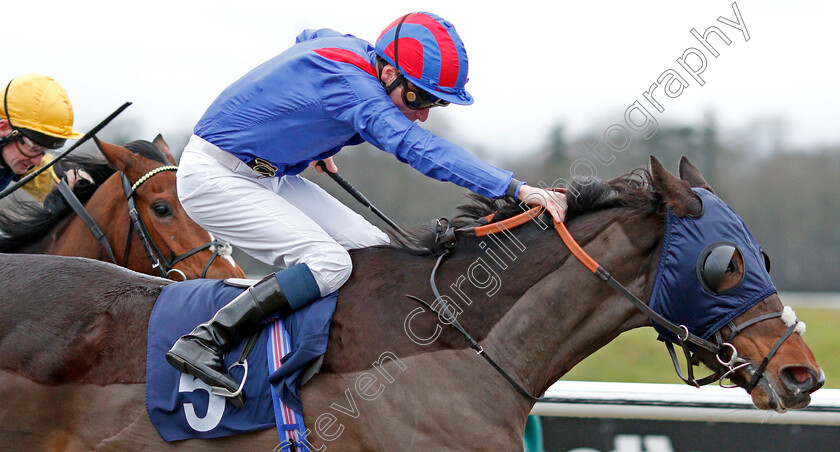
[165,273,292,407]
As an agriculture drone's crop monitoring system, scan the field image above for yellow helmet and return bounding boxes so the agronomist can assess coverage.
[1,74,83,149]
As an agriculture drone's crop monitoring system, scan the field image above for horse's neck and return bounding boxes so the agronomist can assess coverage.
[469,212,663,397]
[43,176,130,263]
[311,209,662,445]
[16,216,69,254]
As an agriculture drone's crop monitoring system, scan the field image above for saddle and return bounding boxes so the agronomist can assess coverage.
[145,278,337,443]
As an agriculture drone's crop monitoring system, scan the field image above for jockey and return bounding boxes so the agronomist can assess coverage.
[0,74,92,208]
[166,12,568,399]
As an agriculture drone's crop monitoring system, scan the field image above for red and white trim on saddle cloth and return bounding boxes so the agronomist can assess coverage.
[268,319,310,451]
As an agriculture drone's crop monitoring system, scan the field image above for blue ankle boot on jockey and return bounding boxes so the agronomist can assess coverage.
[165,264,321,407]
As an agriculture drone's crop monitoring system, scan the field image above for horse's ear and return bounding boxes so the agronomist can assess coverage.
[678,156,714,193]
[94,137,140,174]
[649,155,703,217]
[152,134,178,165]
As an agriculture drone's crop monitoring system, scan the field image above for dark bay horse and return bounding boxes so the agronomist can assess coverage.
[0,136,244,280]
[0,157,823,451]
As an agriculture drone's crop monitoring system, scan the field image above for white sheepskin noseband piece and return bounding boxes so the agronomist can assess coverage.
[209,241,233,257]
[782,306,807,335]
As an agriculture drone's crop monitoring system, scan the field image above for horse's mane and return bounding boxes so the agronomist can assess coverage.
[390,169,661,255]
[124,140,169,165]
[0,140,168,252]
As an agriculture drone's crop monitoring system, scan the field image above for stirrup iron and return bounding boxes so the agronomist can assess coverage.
[210,360,249,399]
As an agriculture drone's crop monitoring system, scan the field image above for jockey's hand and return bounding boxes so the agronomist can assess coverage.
[309,157,337,174]
[66,169,94,190]
[518,185,567,223]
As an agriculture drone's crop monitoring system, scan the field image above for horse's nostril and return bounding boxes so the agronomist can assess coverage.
[789,366,811,384]
[814,369,826,391]
[781,366,823,394]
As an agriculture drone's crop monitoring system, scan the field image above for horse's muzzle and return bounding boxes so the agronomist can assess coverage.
[753,365,825,412]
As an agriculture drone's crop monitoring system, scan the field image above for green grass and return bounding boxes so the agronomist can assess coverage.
[562,308,839,388]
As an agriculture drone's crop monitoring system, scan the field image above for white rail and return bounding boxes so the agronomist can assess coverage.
[531,381,840,425]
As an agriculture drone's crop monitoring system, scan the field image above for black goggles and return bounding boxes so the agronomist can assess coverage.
[402,78,450,110]
[386,74,450,110]
[19,128,65,150]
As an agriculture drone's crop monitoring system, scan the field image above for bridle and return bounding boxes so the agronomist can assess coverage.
[552,217,800,393]
[57,164,232,280]
[119,168,232,280]
[410,202,802,400]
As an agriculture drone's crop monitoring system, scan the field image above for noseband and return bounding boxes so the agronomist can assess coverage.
[410,203,802,401]
[710,310,801,392]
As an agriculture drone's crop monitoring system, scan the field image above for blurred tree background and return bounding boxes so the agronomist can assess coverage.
[55,111,840,292]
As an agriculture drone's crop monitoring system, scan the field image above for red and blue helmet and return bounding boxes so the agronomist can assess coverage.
[375,12,473,105]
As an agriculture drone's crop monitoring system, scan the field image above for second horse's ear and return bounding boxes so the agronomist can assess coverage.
[649,156,703,217]
[94,137,140,174]
[153,134,178,165]
[678,156,714,193]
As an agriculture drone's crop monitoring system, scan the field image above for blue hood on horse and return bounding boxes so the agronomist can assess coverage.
[649,188,776,342]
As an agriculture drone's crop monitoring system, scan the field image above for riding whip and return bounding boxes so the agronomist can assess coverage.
[316,160,410,239]
[0,102,132,201]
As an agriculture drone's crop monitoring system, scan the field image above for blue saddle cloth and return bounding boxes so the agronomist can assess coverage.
[145,278,336,442]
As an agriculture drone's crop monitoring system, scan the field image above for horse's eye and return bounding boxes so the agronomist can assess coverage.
[152,203,172,217]
[726,260,737,274]
[697,243,744,294]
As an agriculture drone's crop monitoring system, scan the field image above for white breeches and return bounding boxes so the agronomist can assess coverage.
[177,135,390,296]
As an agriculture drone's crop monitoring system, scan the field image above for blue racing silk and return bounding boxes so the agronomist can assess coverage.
[0,164,12,191]
[194,28,514,199]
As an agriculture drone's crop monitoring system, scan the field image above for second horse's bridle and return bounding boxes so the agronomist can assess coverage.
[57,164,231,280]
[119,167,232,280]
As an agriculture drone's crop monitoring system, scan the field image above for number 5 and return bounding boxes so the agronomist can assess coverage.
[178,373,226,432]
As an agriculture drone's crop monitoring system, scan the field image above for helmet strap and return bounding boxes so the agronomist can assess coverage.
[392,14,409,75]
[381,14,429,107]
[0,79,23,148]
[381,15,412,97]
[0,128,19,170]
[2,79,15,128]
[0,128,20,147]
[384,73,404,95]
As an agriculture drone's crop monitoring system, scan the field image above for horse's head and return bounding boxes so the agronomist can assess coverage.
[648,156,823,411]
[94,137,245,280]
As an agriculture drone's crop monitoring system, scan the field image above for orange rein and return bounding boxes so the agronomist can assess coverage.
[553,221,600,274]
[473,206,545,237]
[469,204,601,274]
[464,193,732,375]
